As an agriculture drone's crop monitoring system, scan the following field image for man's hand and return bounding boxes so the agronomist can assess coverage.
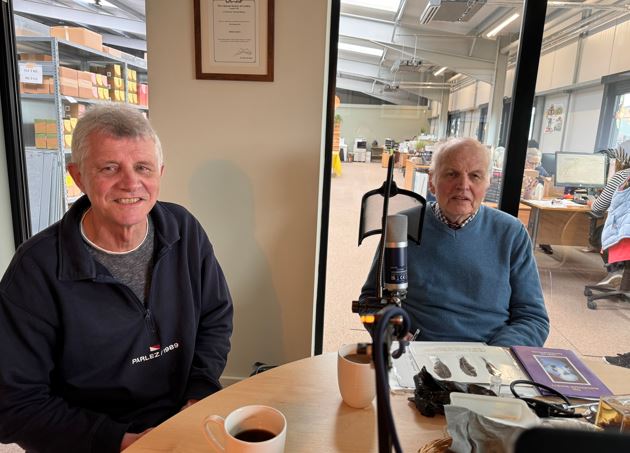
[120,428,153,451]
[180,399,199,412]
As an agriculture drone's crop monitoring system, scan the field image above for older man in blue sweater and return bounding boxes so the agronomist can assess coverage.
[361,137,549,347]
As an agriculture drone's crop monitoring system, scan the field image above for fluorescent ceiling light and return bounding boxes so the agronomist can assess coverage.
[419,0,440,25]
[341,0,402,12]
[486,13,520,38]
[433,66,447,76]
[448,73,461,82]
[338,42,384,57]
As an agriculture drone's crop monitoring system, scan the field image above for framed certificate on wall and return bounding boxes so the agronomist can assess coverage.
[194,0,274,81]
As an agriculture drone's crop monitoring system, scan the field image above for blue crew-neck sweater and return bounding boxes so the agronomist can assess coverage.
[361,205,549,347]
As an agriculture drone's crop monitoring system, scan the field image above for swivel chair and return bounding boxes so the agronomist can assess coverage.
[584,263,630,309]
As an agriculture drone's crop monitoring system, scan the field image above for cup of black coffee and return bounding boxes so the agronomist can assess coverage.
[203,405,286,452]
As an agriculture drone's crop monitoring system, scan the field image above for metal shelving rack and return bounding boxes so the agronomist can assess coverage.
[16,35,148,233]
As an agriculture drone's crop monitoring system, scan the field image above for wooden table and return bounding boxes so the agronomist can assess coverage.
[519,199,593,248]
[404,160,430,192]
[126,353,630,453]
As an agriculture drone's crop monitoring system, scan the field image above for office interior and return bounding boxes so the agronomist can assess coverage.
[1,3,630,449]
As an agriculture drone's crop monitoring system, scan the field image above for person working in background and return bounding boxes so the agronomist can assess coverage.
[522,141,554,254]
[0,104,234,453]
[361,137,549,347]
[590,145,630,287]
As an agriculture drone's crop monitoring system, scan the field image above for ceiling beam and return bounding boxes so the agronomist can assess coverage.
[13,0,146,36]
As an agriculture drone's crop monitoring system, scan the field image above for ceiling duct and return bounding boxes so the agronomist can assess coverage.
[420,0,487,24]
[392,58,423,72]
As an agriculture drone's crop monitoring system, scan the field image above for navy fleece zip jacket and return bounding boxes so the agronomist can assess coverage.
[0,196,233,453]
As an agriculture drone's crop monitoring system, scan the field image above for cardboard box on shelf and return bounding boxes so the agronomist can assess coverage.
[108,89,124,102]
[108,77,123,90]
[46,134,58,150]
[20,81,49,94]
[64,134,72,149]
[64,103,86,118]
[138,83,148,106]
[34,119,47,134]
[63,119,73,134]
[35,133,47,149]
[18,53,52,62]
[105,64,122,78]
[50,26,103,52]
[70,117,78,129]
[45,119,57,134]
[65,173,82,199]
[102,45,122,58]
[58,66,79,97]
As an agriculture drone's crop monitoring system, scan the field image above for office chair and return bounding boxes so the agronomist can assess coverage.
[584,263,630,309]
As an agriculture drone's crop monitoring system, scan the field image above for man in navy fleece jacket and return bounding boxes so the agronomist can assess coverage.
[0,104,233,452]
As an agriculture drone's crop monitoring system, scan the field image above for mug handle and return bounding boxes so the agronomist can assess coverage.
[203,415,226,452]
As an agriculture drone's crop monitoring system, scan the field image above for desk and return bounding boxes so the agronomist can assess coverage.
[126,353,630,453]
[520,199,592,248]
[404,160,430,192]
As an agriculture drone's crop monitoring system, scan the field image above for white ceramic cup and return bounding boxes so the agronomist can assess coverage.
[337,343,376,409]
[203,405,286,453]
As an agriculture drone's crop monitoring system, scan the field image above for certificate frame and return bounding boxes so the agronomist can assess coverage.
[194,0,274,81]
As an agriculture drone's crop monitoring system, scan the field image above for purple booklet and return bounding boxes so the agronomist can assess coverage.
[511,346,612,399]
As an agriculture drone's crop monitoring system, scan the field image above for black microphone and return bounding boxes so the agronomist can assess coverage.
[384,214,407,301]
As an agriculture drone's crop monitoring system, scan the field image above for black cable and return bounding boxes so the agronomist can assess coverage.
[510,379,583,418]
[373,306,410,453]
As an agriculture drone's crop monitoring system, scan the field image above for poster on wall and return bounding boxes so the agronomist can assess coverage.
[544,103,564,133]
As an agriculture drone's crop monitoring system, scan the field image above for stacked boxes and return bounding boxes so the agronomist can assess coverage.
[34,118,58,149]
[58,66,79,97]
[127,69,138,104]
[20,76,53,94]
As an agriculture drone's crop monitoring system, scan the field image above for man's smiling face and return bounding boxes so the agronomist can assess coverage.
[68,132,163,234]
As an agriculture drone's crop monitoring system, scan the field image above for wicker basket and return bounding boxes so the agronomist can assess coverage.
[418,436,452,453]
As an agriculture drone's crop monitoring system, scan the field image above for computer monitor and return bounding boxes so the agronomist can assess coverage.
[554,152,607,189]
[540,153,556,176]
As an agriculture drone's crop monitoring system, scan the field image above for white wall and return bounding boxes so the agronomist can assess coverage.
[0,97,17,273]
[563,86,604,153]
[146,0,329,381]
[337,105,430,151]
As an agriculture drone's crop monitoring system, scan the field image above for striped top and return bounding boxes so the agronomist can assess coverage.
[592,168,630,215]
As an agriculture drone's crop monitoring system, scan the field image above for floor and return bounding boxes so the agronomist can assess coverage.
[323,161,630,358]
[2,161,629,453]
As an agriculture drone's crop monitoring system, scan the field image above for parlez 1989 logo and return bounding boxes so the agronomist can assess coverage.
[131,342,179,365]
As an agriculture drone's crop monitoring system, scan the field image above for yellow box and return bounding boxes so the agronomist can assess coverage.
[63,119,73,134]
[70,117,78,128]
[105,64,122,78]
[64,134,72,148]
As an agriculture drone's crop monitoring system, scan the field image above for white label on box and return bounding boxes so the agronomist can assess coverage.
[19,62,43,84]
[64,96,77,103]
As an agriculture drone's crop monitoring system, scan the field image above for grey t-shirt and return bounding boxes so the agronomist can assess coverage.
[82,216,155,303]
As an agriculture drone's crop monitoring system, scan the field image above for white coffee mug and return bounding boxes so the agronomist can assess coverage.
[337,343,376,409]
[203,405,286,453]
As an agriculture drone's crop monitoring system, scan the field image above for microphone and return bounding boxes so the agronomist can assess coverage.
[384,214,408,301]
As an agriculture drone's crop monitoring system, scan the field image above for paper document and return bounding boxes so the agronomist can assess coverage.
[390,342,537,397]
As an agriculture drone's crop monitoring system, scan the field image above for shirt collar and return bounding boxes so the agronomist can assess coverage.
[430,202,478,230]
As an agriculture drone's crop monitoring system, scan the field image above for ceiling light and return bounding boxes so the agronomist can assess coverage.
[419,0,441,25]
[433,66,447,76]
[341,0,402,12]
[486,13,520,38]
[338,42,384,57]
[448,73,461,82]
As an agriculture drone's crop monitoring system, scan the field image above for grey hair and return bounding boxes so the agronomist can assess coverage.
[429,137,492,179]
[71,103,163,168]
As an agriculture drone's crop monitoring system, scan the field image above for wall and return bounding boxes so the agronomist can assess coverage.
[336,105,430,151]
[146,1,329,381]
[562,86,604,153]
[0,96,16,273]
